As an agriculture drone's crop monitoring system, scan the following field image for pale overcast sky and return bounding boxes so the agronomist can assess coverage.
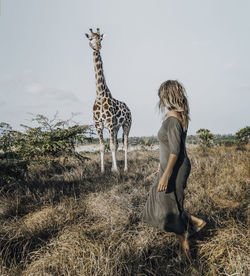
[0,0,249,136]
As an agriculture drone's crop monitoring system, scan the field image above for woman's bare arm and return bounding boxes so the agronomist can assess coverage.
[157,154,178,192]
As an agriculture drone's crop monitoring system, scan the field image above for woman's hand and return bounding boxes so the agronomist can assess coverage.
[157,175,169,192]
[158,154,178,192]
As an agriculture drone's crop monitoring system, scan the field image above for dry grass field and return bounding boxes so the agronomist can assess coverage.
[0,145,249,275]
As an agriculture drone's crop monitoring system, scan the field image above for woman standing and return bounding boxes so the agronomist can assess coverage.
[142,80,206,261]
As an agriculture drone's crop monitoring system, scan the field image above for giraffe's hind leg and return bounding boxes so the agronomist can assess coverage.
[123,123,131,172]
[109,128,118,172]
[96,125,105,172]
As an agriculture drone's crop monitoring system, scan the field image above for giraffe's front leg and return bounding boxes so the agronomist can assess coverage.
[96,126,105,172]
[109,129,118,172]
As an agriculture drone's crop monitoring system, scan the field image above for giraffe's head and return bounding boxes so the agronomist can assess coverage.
[85,28,105,51]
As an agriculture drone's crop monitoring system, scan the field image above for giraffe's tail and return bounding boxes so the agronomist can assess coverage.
[122,132,124,145]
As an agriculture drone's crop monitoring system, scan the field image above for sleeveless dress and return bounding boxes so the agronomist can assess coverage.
[142,117,191,235]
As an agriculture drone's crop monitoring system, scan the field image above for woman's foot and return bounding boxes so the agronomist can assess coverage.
[193,219,206,232]
[189,215,206,236]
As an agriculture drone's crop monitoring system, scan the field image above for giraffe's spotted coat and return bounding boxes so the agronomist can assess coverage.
[85,28,132,172]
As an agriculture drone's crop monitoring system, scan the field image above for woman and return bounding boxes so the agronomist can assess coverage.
[142,80,206,262]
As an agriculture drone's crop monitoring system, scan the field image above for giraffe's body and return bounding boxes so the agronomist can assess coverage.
[86,28,132,172]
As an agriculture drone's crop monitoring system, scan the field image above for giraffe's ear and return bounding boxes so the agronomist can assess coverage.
[85,33,90,39]
[101,33,105,39]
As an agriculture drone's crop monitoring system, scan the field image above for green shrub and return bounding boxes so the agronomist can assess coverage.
[0,114,92,182]
[217,139,236,147]
[235,126,250,149]
[196,128,214,148]
[141,138,153,147]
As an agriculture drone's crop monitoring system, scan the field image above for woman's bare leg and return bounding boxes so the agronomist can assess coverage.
[176,234,192,262]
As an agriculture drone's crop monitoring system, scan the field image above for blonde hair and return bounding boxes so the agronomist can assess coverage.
[158,80,190,130]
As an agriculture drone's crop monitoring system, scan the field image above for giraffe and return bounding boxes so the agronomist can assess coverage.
[85,28,132,172]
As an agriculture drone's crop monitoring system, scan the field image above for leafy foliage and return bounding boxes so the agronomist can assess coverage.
[0,114,92,182]
[0,122,28,182]
[196,128,214,148]
[141,137,154,147]
[216,139,236,147]
[129,136,158,146]
[235,126,250,149]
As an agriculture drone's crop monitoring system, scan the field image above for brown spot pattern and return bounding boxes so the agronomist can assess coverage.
[89,41,132,152]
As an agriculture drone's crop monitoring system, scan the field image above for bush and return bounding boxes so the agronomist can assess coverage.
[196,128,214,148]
[141,138,153,147]
[235,126,250,149]
[0,114,92,182]
[0,122,28,182]
[217,139,236,147]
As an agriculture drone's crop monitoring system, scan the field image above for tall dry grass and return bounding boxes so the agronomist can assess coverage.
[0,145,249,275]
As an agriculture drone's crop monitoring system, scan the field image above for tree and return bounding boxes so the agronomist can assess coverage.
[235,126,250,149]
[196,128,214,148]
[0,114,93,182]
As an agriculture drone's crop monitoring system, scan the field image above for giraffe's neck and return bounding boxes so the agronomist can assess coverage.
[93,50,111,97]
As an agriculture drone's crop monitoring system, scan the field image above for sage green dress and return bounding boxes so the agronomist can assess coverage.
[142,117,191,235]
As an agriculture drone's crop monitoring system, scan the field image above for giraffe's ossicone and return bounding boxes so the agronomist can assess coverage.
[85,28,132,172]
